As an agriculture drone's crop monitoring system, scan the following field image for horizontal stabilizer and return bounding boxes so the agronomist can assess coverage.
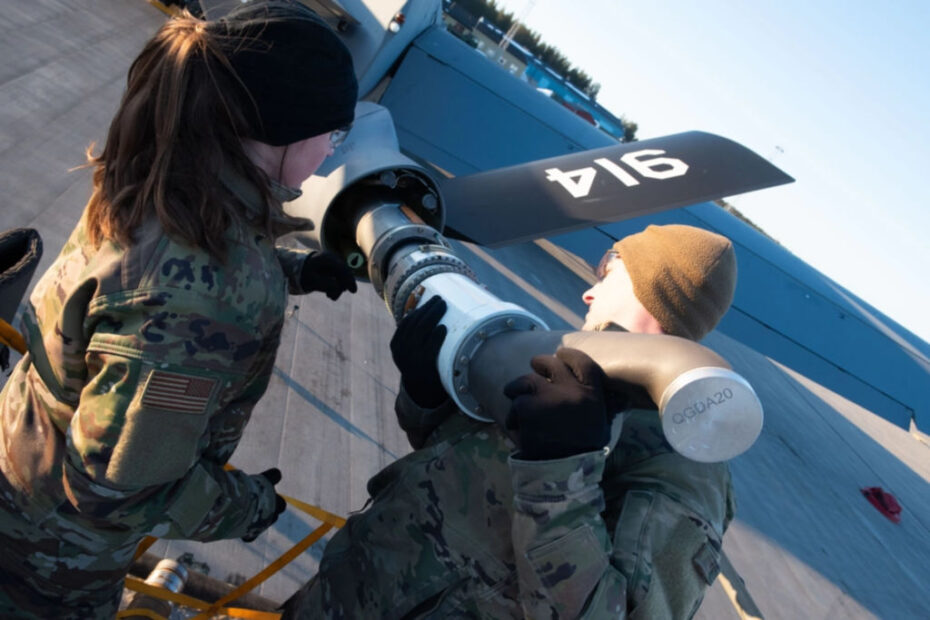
[441,131,793,247]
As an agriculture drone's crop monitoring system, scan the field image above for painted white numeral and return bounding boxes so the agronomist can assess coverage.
[594,158,639,186]
[545,166,596,198]
[621,149,689,179]
[547,150,689,198]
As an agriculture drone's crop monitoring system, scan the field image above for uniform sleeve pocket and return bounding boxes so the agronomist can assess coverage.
[525,524,609,617]
[164,463,222,537]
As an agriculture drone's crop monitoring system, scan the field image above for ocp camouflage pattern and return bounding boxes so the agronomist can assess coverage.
[284,395,735,619]
[0,173,313,616]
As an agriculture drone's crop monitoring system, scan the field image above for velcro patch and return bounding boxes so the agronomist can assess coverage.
[692,541,721,585]
[141,370,217,414]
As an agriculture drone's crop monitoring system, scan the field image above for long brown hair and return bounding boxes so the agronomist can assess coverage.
[84,13,303,260]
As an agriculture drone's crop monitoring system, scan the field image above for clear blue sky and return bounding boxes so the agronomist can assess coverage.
[493,0,930,343]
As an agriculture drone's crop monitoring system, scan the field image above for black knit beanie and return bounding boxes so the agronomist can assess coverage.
[211,0,358,146]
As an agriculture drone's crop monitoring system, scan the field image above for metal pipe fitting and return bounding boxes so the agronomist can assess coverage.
[383,242,476,321]
[415,273,547,419]
[354,203,444,294]
[467,330,764,462]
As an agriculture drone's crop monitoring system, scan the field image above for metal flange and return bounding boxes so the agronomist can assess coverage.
[384,244,476,320]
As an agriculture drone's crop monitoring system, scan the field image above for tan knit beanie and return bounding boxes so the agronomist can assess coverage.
[614,224,737,341]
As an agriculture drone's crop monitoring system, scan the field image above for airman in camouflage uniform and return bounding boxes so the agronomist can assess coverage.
[284,225,738,618]
[0,2,360,614]
[0,173,335,618]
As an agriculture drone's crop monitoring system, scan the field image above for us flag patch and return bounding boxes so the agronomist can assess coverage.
[141,370,217,414]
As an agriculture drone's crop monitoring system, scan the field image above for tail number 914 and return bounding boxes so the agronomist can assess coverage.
[545,149,689,199]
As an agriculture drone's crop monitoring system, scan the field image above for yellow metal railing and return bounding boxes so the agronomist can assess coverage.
[0,318,27,354]
[119,489,346,619]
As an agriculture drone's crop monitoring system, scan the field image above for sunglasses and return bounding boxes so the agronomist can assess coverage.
[330,124,352,149]
[595,249,619,280]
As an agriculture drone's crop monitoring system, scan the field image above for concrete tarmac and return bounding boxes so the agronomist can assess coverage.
[1,2,928,616]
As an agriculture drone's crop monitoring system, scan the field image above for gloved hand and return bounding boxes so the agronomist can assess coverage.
[390,296,449,409]
[503,348,610,461]
[242,468,287,542]
[300,251,357,300]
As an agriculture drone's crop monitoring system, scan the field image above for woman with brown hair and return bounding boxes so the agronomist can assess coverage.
[0,2,357,616]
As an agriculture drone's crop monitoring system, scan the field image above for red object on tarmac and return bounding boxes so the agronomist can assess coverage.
[861,487,902,523]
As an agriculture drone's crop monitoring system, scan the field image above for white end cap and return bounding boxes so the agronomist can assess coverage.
[659,367,764,462]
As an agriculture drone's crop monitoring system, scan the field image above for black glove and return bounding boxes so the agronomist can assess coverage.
[242,468,287,542]
[300,251,357,300]
[390,296,449,408]
[503,348,610,460]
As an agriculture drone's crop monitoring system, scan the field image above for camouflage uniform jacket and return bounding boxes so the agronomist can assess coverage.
[0,174,314,545]
[285,386,735,619]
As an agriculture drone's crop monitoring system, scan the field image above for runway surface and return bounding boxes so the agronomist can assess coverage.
[1,2,927,616]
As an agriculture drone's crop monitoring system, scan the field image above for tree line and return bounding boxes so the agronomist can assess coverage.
[450,0,598,98]
[448,0,637,141]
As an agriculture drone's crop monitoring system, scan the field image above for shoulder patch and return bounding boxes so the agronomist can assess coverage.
[141,370,217,414]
